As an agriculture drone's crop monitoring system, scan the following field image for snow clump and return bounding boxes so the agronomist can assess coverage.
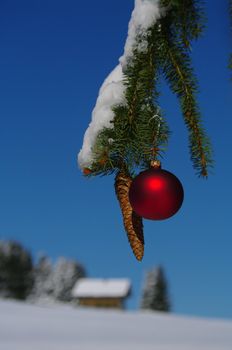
[78,0,162,170]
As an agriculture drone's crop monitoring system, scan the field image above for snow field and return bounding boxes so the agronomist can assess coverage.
[1,299,232,350]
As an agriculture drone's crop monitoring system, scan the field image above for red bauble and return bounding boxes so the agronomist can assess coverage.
[129,167,184,220]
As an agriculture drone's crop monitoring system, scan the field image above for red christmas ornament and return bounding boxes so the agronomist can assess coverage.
[129,163,184,220]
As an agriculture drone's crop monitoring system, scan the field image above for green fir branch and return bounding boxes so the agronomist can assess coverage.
[157,14,212,176]
[85,0,213,179]
[89,26,169,177]
[160,0,205,47]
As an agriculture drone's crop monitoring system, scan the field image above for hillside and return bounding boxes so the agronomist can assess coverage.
[0,300,232,350]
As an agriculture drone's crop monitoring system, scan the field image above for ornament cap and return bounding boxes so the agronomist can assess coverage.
[83,167,92,175]
[150,160,161,169]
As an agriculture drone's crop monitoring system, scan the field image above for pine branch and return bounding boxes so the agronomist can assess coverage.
[88,26,169,177]
[157,15,213,177]
[83,0,212,178]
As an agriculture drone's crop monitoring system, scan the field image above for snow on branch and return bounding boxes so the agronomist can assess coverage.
[78,0,162,169]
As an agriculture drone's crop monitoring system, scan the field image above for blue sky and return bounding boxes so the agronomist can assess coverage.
[0,0,231,318]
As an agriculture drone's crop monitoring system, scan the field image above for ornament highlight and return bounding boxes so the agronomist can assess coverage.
[129,165,184,220]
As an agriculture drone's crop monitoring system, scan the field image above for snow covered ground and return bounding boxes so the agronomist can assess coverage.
[1,299,232,350]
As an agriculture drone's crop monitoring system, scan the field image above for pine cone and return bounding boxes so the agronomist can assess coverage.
[114,172,144,261]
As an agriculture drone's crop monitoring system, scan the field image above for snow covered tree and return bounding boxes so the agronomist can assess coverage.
[0,240,33,300]
[52,257,86,302]
[78,0,213,261]
[28,255,53,301]
[29,256,86,303]
[140,266,170,312]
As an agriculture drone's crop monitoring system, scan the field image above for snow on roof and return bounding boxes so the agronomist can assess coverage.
[72,278,131,298]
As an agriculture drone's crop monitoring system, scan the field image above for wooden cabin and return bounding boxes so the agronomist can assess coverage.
[72,278,131,309]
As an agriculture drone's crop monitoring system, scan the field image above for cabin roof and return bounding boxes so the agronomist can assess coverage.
[72,278,131,298]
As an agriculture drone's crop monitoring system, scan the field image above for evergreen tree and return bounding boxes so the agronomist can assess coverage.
[0,240,34,300]
[29,256,86,303]
[29,255,53,301]
[52,257,86,302]
[140,266,170,312]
